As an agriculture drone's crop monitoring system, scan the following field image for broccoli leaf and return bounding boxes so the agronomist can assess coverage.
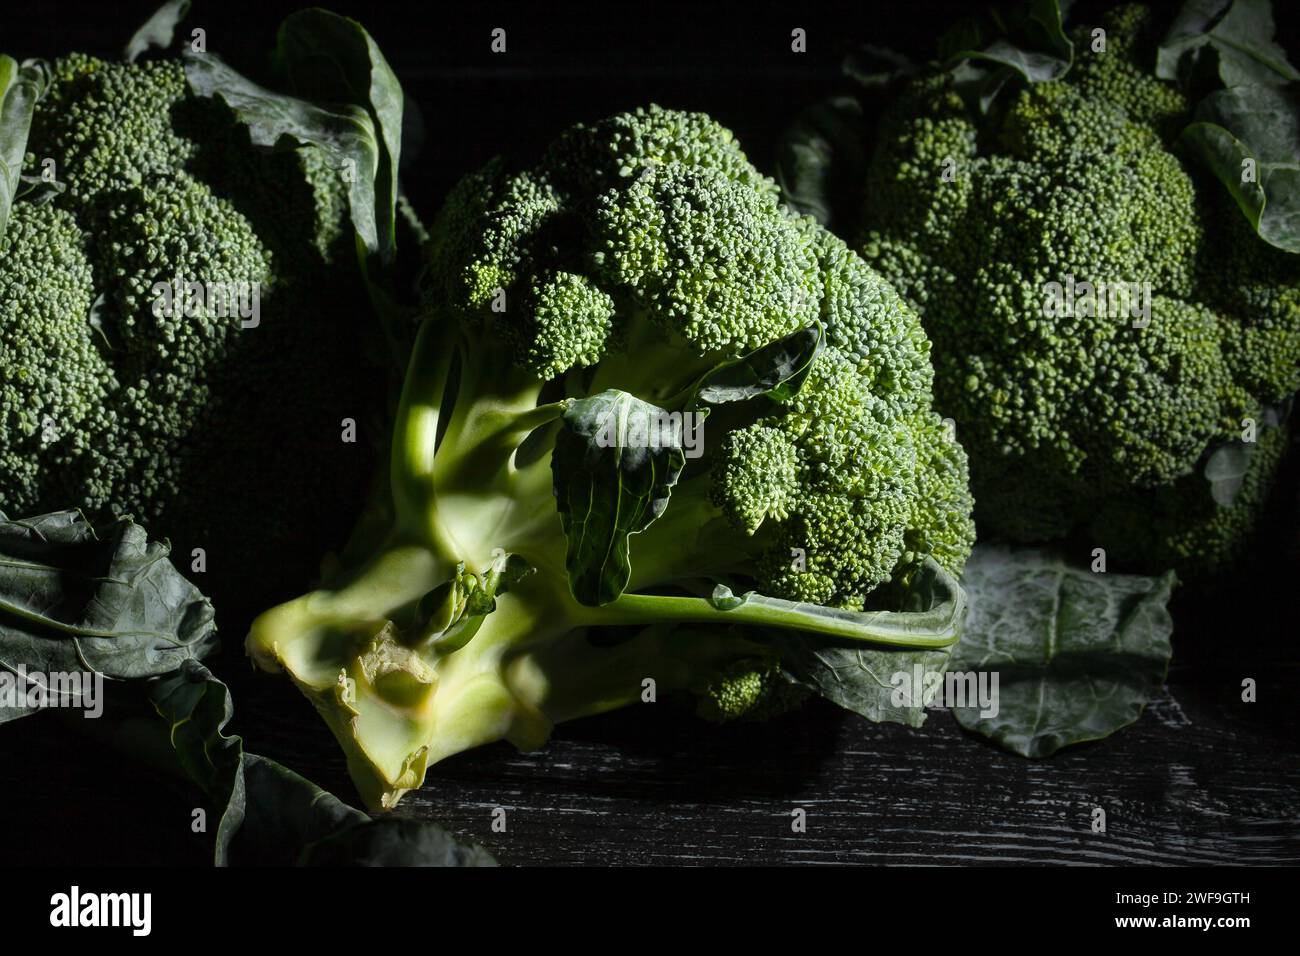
[937,0,1073,112]
[691,326,824,407]
[0,55,45,242]
[949,545,1175,757]
[779,644,953,727]
[1157,0,1300,90]
[0,509,217,695]
[553,390,686,605]
[774,96,867,228]
[124,0,192,63]
[273,9,404,265]
[152,660,495,866]
[148,660,245,857]
[1178,83,1300,252]
[183,47,391,262]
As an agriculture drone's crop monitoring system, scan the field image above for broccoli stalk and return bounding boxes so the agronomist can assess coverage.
[249,305,965,810]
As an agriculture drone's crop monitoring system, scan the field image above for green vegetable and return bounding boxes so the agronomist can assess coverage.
[0,507,493,866]
[937,0,1074,111]
[852,2,1300,576]
[0,508,216,719]
[951,545,1175,757]
[0,11,403,615]
[247,105,976,810]
[1179,83,1300,254]
[1155,0,1300,90]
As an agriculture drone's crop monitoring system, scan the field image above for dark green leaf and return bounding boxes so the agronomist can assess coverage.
[150,660,496,866]
[0,510,217,690]
[781,643,953,727]
[0,55,45,242]
[842,44,917,90]
[124,0,191,63]
[692,326,824,407]
[0,508,489,865]
[938,0,1072,112]
[553,390,686,605]
[950,546,1175,757]
[775,97,866,228]
[183,51,387,258]
[1157,0,1299,89]
[148,661,245,860]
[273,9,404,264]
[1178,83,1300,252]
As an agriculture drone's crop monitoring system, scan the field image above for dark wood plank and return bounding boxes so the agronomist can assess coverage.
[9,657,1292,866]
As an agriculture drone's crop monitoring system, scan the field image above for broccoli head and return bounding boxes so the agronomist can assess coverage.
[0,54,379,614]
[858,4,1300,577]
[247,105,974,809]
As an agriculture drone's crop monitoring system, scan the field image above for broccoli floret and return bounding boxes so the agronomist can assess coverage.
[857,4,1300,577]
[693,654,810,723]
[0,54,379,614]
[248,106,974,809]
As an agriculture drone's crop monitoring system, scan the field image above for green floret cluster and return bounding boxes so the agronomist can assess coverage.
[693,652,810,723]
[248,105,974,809]
[859,4,1300,576]
[0,54,377,612]
[424,105,973,606]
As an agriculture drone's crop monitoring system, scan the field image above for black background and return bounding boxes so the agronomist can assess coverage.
[3,0,1299,867]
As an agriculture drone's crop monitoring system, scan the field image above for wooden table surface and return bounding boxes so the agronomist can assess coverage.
[7,648,1298,866]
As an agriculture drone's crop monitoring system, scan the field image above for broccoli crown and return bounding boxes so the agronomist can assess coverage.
[858,4,1300,576]
[0,54,377,612]
[425,104,974,608]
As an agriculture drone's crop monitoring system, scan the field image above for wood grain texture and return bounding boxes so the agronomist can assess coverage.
[5,657,1295,866]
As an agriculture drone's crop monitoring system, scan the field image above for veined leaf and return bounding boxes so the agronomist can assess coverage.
[770,557,966,726]
[553,390,686,605]
[183,49,388,261]
[950,545,1175,757]
[151,660,496,866]
[0,509,217,694]
[774,97,867,228]
[692,326,825,408]
[1157,0,1299,90]
[1178,83,1300,252]
[0,55,45,242]
[938,0,1073,112]
[273,9,404,265]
